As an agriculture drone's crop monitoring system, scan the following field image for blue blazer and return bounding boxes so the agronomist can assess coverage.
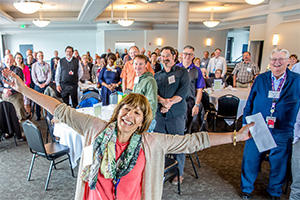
[243,69,300,142]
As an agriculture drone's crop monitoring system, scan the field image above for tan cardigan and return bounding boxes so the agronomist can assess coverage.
[54,104,211,200]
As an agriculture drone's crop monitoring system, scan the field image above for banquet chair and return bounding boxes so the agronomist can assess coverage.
[184,104,208,179]
[201,91,216,129]
[214,95,240,132]
[0,101,21,146]
[164,156,180,195]
[44,111,59,143]
[22,120,74,190]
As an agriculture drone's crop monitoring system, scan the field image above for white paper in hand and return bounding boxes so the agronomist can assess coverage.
[82,145,93,167]
[245,112,277,152]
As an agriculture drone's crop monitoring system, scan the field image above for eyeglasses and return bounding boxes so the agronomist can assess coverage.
[270,58,287,62]
[183,52,194,56]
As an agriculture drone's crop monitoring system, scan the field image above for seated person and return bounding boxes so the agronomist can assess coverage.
[206,69,226,88]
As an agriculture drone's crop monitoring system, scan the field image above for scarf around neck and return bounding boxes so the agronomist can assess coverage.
[81,121,142,190]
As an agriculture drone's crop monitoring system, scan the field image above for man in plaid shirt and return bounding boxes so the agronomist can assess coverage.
[232,51,259,88]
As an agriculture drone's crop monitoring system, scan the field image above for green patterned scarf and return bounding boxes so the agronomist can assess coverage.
[81,121,142,191]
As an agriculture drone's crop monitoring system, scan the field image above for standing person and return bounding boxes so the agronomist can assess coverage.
[193,57,201,68]
[80,54,92,82]
[91,56,104,84]
[98,53,122,106]
[121,48,128,61]
[50,50,59,81]
[115,52,124,68]
[86,51,93,63]
[51,57,60,83]
[55,46,83,108]
[288,54,298,70]
[150,52,161,73]
[178,45,206,134]
[73,49,81,61]
[0,54,26,121]
[132,55,158,132]
[31,51,52,121]
[207,48,227,78]
[146,50,151,60]
[25,49,36,64]
[120,46,154,94]
[232,51,260,88]
[200,51,210,69]
[14,52,31,117]
[3,68,254,200]
[240,48,300,199]
[154,46,190,184]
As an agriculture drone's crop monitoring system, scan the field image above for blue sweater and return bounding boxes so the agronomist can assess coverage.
[243,69,300,142]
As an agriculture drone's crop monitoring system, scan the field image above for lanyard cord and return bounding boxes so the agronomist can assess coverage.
[270,73,287,116]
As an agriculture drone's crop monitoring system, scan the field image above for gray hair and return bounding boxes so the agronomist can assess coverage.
[270,48,289,59]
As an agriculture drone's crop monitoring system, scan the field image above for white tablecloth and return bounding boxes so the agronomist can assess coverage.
[53,105,116,168]
[208,87,251,119]
[53,123,84,169]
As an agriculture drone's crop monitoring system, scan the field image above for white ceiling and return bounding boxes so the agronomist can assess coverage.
[0,0,299,33]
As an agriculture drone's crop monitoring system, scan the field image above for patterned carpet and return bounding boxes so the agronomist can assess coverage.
[0,118,290,200]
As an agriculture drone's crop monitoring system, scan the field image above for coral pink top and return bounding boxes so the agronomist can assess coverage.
[83,139,145,200]
[22,65,31,87]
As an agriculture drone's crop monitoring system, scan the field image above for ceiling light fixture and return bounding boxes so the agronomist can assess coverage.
[118,7,134,27]
[32,10,50,27]
[245,0,264,5]
[203,9,220,28]
[13,0,43,14]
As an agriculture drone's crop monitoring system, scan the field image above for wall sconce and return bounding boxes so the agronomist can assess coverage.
[206,38,212,46]
[157,38,162,46]
[272,34,279,46]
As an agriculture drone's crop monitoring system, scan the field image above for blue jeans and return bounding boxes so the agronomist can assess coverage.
[241,138,292,196]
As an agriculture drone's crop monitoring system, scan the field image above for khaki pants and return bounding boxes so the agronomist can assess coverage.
[2,93,26,121]
[237,82,251,88]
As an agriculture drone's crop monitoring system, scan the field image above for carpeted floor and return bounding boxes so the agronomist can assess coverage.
[0,117,291,200]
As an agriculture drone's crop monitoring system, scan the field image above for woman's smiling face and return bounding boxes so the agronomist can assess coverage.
[117,104,144,135]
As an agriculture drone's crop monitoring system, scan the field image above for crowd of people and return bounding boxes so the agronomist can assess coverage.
[1,45,300,200]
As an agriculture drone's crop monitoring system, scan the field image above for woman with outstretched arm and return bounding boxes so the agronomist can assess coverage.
[2,68,253,200]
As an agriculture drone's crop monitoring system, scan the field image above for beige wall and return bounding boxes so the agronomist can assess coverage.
[250,21,300,72]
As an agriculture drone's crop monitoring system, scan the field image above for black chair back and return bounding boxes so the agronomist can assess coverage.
[217,95,240,117]
[22,120,46,155]
[201,91,210,112]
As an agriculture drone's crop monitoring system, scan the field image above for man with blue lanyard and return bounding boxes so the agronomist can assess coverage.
[177,45,206,134]
[241,48,300,200]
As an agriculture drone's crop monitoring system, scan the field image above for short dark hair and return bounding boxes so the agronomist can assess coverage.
[107,53,117,62]
[243,51,251,56]
[183,45,194,51]
[290,54,298,60]
[65,46,74,52]
[204,51,209,54]
[215,48,222,52]
[134,55,148,64]
[161,46,176,56]
[151,52,157,57]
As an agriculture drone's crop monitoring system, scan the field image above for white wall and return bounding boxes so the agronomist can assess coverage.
[4,31,97,61]
[4,29,229,61]
[227,31,249,61]
[250,20,300,71]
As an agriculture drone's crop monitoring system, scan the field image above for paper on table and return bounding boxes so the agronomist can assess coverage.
[245,112,277,153]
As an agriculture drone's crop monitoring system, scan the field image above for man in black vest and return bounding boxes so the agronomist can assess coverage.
[55,46,83,108]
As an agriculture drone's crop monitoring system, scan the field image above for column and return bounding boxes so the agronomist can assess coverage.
[177,2,189,52]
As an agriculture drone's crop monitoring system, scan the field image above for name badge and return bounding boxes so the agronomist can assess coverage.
[268,91,280,99]
[82,145,93,167]
[266,116,276,128]
[134,77,139,84]
[4,83,9,88]
[168,75,175,84]
[247,68,252,72]
[201,62,205,66]
[69,70,74,75]
[212,68,216,73]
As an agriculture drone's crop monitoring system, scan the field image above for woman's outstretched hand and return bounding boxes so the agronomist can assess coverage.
[2,68,25,93]
[236,122,255,142]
